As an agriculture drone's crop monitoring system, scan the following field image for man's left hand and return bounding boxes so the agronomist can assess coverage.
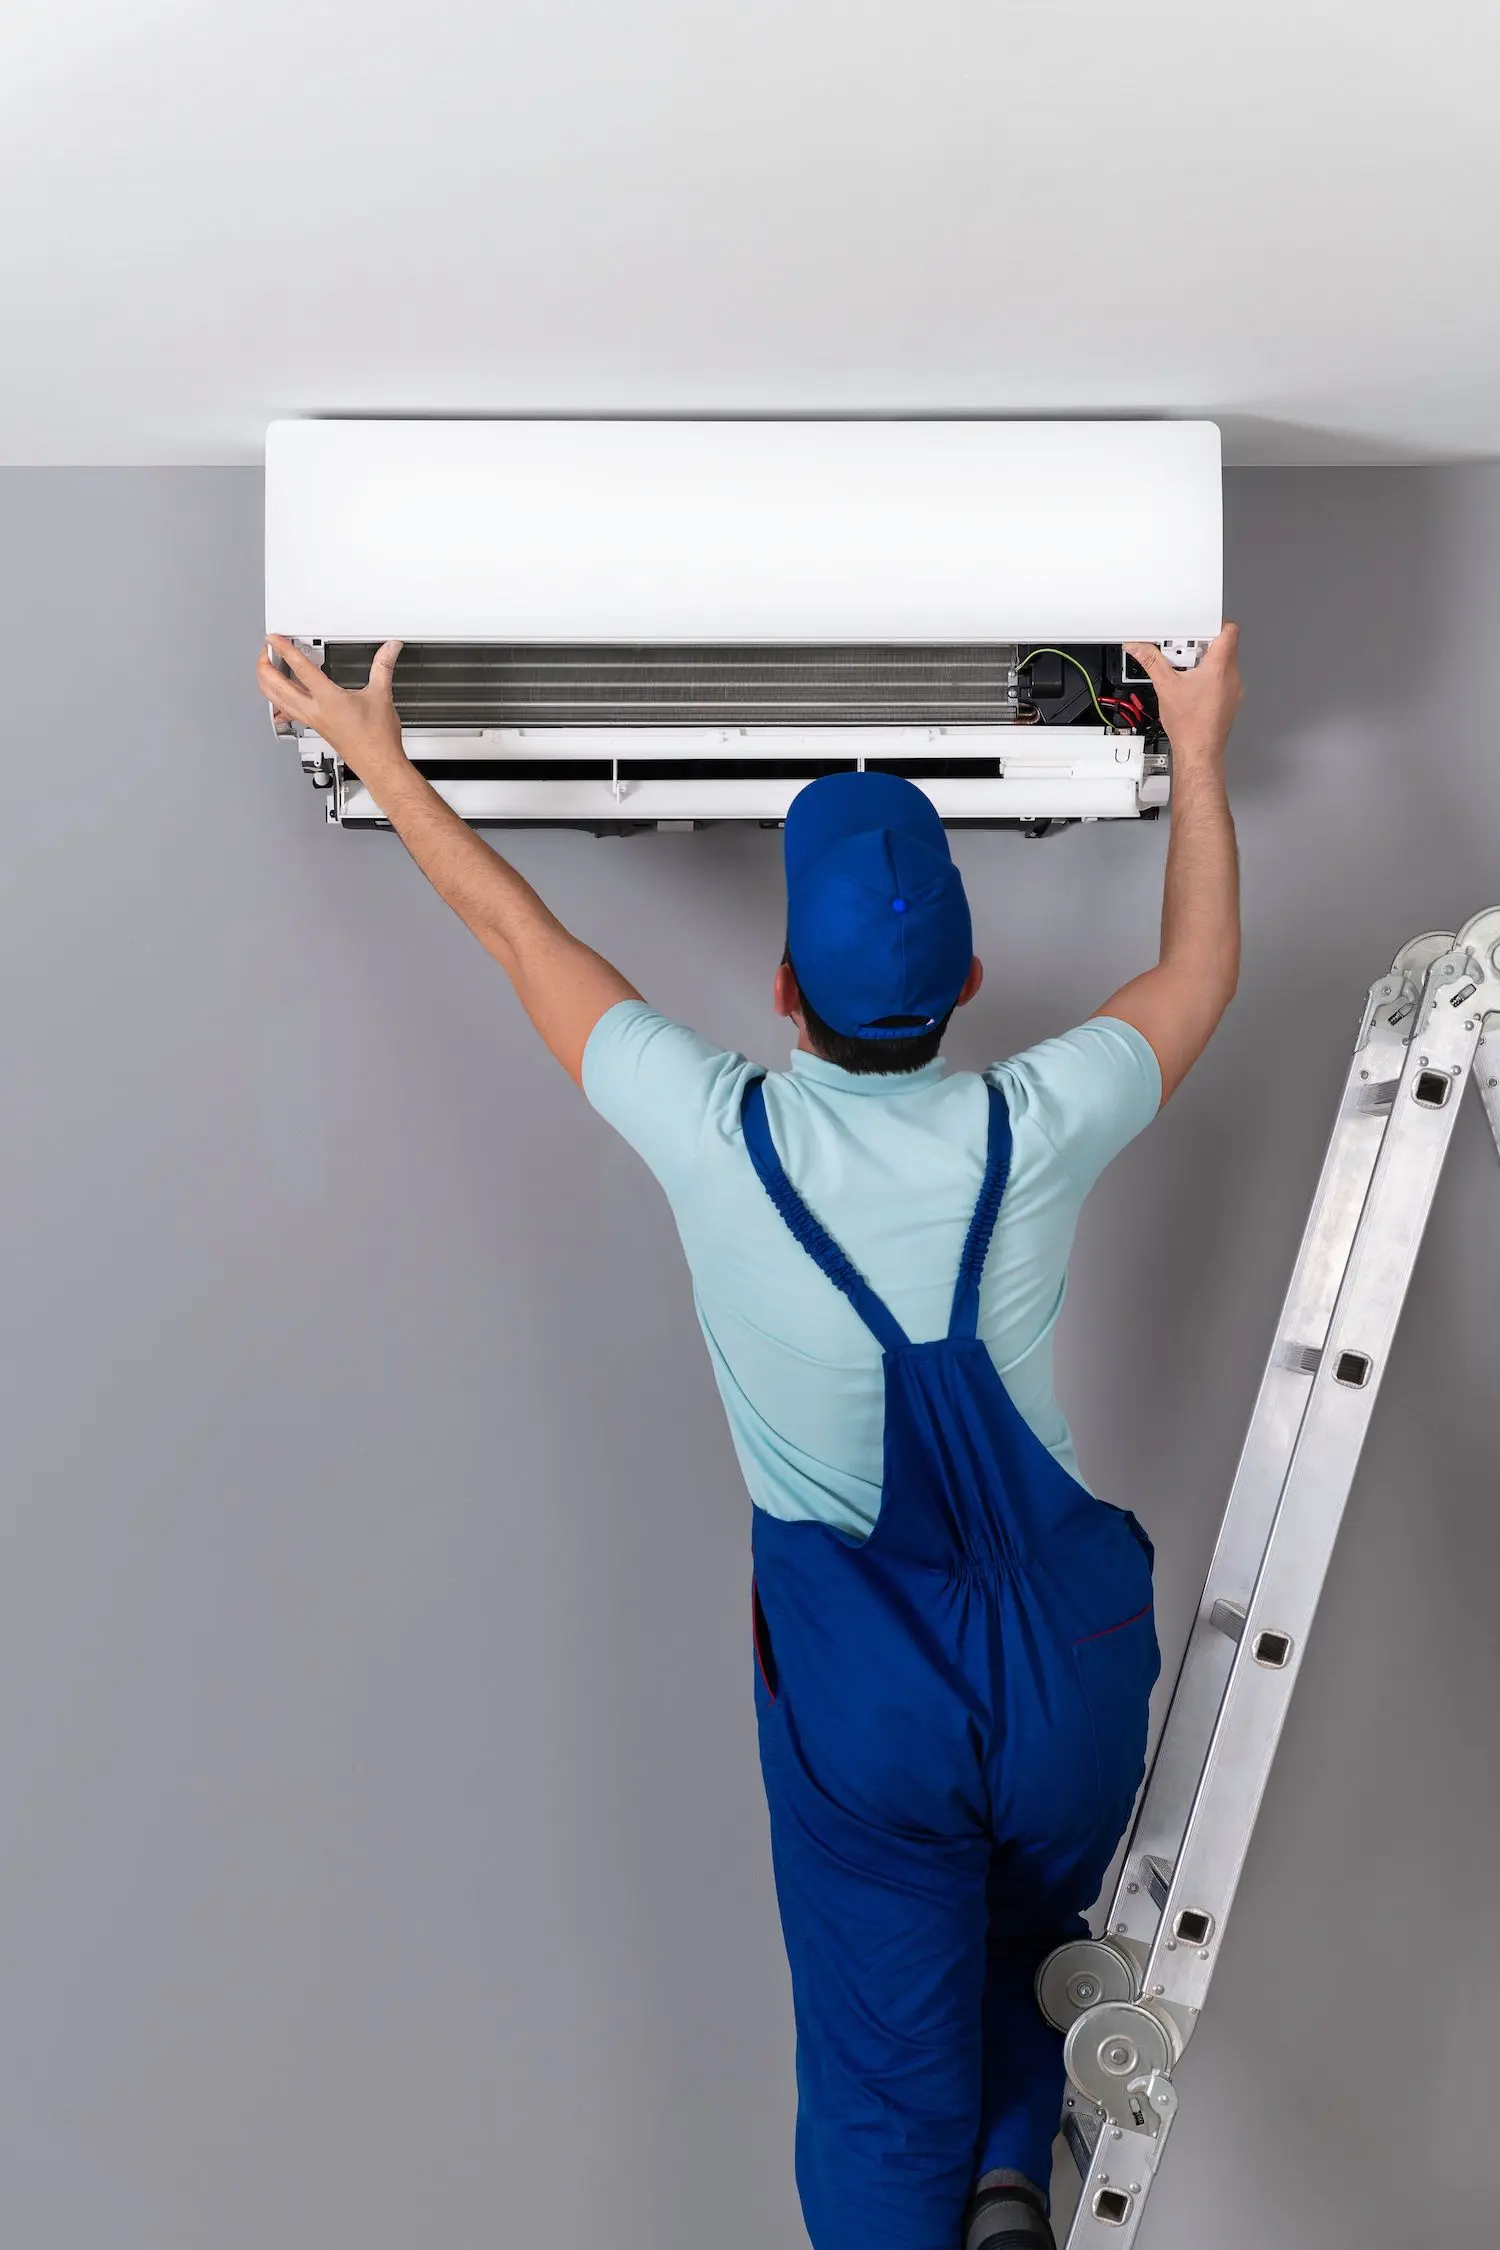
[257,636,409,788]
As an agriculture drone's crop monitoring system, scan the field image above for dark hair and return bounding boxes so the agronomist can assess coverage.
[784,947,956,1075]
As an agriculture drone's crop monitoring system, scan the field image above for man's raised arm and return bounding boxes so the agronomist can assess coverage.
[258,638,641,1086]
[1096,625,1244,1104]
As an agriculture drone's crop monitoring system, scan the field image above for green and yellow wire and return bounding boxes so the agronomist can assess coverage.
[1017,647,1115,730]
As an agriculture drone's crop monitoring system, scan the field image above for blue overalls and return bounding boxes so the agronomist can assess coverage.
[741,1073,1161,2250]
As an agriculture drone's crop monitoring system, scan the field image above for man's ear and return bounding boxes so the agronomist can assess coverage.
[774,960,803,1023]
[955,956,984,1008]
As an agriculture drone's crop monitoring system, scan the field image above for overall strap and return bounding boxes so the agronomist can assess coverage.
[740,1076,911,1352]
[947,1082,1014,1341]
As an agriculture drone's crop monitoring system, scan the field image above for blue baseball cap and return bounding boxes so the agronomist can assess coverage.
[783,773,973,1040]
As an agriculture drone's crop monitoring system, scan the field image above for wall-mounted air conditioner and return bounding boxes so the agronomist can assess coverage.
[264,419,1222,836]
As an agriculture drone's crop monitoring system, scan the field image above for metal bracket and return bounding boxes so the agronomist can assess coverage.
[1126,2067,1178,2137]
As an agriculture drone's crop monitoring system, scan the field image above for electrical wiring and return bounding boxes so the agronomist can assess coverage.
[1017,647,1114,730]
[1099,691,1149,730]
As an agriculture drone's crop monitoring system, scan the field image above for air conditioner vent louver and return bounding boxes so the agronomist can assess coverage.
[324,642,1023,729]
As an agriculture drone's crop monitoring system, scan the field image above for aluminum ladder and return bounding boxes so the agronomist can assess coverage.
[1037,908,1500,2245]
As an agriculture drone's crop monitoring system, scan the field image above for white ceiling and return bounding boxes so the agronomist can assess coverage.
[4,0,1497,466]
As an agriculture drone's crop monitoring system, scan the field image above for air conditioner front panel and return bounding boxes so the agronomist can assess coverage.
[265,419,1222,645]
[331,730,1152,827]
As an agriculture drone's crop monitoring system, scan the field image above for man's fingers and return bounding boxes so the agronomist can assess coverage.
[1125,626,1240,681]
[257,648,315,714]
[267,634,326,691]
[257,646,308,698]
[1199,622,1240,672]
[367,639,403,696]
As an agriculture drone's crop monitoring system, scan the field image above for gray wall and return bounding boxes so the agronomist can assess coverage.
[2,467,1497,2250]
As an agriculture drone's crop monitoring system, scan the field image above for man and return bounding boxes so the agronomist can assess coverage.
[258,626,1243,2250]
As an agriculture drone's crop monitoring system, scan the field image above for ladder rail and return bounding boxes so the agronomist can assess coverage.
[1103,961,1426,1958]
[1476,1016,1500,1162]
[1055,911,1500,2249]
[1143,970,1485,2016]
[1053,961,1429,2250]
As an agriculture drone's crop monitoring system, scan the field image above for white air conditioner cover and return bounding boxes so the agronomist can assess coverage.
[265,419,1222,644]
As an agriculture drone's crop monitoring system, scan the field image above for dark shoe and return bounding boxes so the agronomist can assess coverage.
[962,2168,1056,2250]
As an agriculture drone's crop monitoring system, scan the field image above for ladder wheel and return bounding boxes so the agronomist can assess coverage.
[1035,1937,1139,2032]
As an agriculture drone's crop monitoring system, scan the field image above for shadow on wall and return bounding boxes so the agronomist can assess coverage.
[1212,412,1461,470]
[1222,465,1446,806]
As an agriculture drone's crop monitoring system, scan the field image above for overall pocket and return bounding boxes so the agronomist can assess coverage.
[751,1575,779,1703]
[1072,1600,1160,1831]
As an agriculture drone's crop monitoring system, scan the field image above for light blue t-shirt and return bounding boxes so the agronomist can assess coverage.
[583,1004,1161,1536]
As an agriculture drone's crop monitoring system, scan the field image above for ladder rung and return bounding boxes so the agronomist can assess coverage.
[1142,1855,1174,1911]
[1279,1341,1323,1374]
[1209,1598,1246,1643]
[1355,1076,1400,1112]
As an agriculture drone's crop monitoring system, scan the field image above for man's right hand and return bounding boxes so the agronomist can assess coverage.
[1096,625,1243,1104]
[1125,626,1243,759]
